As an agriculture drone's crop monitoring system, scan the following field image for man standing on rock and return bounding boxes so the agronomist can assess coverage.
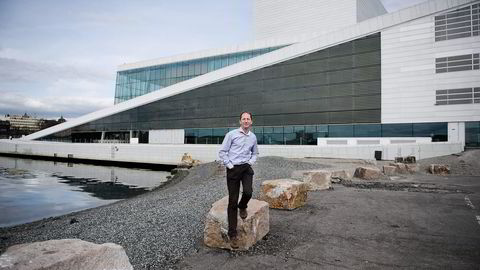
[218,111,258,248]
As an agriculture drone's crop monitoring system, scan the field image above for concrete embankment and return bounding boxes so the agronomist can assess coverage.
[0,139,464,166]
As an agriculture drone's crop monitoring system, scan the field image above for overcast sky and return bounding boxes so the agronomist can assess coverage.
[0,0,427,120]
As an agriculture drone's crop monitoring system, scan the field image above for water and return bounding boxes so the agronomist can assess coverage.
[0,156,172,227]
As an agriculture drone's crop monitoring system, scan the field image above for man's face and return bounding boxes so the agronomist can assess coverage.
[239,113,252,130]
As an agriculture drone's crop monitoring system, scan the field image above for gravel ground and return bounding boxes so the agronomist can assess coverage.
[0,156,327,270]
[417,149,480,176]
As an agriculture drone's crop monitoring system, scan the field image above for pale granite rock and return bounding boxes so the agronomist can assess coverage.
[302,170,332,190]
[204,196,269,251]
[260,179,308,210]
[429,164,450,175]
[331,170,353,182]
[383,165,397,176]
[0,239,133,270]
[353,167,383,180]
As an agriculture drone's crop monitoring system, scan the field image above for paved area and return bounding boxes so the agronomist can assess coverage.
[178,174,480,269]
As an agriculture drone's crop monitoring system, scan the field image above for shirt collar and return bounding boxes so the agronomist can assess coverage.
[238,127,251,136]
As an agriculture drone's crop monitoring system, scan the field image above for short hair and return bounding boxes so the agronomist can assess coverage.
[239,111,253,120]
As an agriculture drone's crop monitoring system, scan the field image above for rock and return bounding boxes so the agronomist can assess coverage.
[429,164,450,175]
[405,164,418,173]
[331,170,352,182]
[390,163,408,174]
[191,159,201,167]
[179,153,194,168]
[302,170,332,190]
[0,239,133,270]
[353,167,383,180]
[204,196,269,251]
[69,218,78,224]
[171,167,189,174]
[383,165,397,176]
[260,179,308,210]
[405,156,416,164]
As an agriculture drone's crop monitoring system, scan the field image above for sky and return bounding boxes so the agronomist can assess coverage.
[0,0,427,120]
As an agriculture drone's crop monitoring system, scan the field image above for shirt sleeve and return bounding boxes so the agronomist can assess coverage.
[248,136,259,165]
[218,132,233,168]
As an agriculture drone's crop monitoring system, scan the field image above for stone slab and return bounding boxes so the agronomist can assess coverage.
[204,196,269,251]
[260,179,308,210]
[0,239,133,270]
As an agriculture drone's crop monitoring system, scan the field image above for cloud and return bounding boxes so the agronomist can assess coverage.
[0,56,111,83]
[0,91,111,119]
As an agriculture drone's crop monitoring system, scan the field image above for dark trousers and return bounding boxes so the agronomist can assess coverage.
[226,163,254,237]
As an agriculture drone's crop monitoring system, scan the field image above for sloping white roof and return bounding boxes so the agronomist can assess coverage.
[23,0,477,141]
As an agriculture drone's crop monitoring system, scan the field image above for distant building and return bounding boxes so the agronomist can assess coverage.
[6,114,42,135]
[0,120,10,139]
[1,114,66,138]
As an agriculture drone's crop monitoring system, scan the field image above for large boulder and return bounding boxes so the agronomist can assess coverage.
[353,167,383,180]
[331,170,352,182]
[390,163,408,174]
[0,239,133,270]
[260,179,308,210]
[429,164,450,175]
[204,196,269,251]
[301,170,332,190]
[383,165,397,176]
[405,164,418,173]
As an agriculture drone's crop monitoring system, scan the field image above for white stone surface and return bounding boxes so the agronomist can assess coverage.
[0,140,464,165]
[0,239,132,270]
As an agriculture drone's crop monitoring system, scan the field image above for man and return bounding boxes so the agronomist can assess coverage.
[218,111,258,248]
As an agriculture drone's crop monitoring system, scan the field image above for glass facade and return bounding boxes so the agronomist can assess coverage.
[184,123,448,145]
[114,46,286,103]
[466,121,480,147]
[42,34,384,142]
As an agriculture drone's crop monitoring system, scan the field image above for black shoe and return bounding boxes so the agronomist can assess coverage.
[239,208,248,219]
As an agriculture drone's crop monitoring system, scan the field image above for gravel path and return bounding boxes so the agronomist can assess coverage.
[0,157,327,269]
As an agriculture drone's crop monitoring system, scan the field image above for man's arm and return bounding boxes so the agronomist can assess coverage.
[248,137,259,165]
[218,132,234,169]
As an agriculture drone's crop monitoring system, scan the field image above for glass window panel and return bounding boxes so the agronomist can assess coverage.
[465,121,480,147]
[263,133,284,144]
[197,128,212,144]
[284,131,297,145]
[253,127,263,134]
[381,124,413,137]
[329,125,353,137]
[273,126,283,133]
[413,122,447,141]
[305,125,316,133]
[354,124,381,137]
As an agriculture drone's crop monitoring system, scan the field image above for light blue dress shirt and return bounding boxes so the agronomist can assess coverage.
[218,128,259,169]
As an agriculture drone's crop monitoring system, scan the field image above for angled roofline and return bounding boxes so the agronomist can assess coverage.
[23,0,477,141]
